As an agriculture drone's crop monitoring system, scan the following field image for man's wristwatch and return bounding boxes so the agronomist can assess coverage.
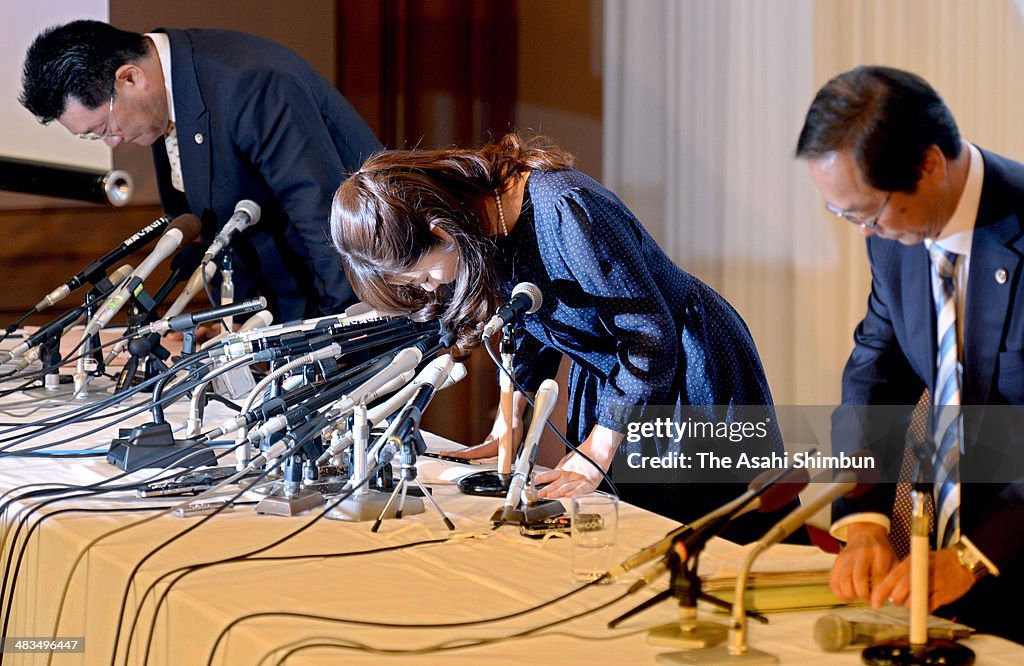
[954,541,989,581]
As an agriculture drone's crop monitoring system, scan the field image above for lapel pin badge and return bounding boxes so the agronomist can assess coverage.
[194,133,204,144]
[995,268,1008,284]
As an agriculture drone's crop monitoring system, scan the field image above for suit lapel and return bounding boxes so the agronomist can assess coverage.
[901,245,937,391]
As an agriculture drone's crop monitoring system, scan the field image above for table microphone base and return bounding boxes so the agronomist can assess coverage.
[458,470,511,497]
[255,487,324,516]
[862,638,975,666]
[657,645,778,665]
[325,489,424,522]
[107,422,217,472]
[648,621,728,649]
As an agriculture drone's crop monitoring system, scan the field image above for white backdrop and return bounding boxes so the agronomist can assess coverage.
[604,0,1024,407]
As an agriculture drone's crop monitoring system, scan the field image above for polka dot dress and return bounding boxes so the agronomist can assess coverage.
[495,169,785,523]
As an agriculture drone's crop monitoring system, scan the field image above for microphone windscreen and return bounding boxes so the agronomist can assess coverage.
[510,281,543,314]
[168,214,203,244]
[813,614,854,652]
[234,199,261,225]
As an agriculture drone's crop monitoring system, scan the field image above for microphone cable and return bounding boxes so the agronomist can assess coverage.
[105,418,347,666]
[43,440,293,666]
[0,352,218,454]
[0,348,266,455]
[0,445,243,651]
[214,583,633,665]
[482,337,618,498]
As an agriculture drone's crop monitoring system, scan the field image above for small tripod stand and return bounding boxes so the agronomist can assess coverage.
[609,547,752,649]
[371,430,455,532]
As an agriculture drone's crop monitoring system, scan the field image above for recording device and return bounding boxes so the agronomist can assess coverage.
[202,199,260,265]
[137,466,259,498]
[83,214,203,337]
[519,513,602,538]
[482,282,543,339]
[500,378,559,522]
[813,615,972,652]
[34,216,170,312]
[135,297,267,335]
[0,156,133,207]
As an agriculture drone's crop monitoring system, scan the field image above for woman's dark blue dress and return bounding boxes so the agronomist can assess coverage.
[495,169,788,539]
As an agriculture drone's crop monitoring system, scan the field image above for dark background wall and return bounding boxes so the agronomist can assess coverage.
[0,0,602,450]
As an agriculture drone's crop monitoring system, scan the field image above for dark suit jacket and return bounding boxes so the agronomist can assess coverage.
[834,147,1024,642]
[151,28,382,322]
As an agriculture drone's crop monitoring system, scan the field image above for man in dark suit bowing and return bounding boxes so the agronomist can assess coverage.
[19,20,381,322]
[797,65,1024,644]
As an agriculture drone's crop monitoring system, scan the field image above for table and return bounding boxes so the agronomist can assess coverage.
[0,385,1021,665]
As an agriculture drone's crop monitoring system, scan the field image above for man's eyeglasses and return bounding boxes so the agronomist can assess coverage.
[76,93,116,141]
[825,192,891,232]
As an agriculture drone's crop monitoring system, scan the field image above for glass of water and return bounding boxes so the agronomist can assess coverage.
[571,492,618,583]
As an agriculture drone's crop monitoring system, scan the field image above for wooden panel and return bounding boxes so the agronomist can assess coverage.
[0,204,177,326]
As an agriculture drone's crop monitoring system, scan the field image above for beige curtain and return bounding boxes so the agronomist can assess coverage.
[604,0,1024,408]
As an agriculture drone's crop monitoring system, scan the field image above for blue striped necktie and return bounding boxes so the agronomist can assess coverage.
[929,243,961,548]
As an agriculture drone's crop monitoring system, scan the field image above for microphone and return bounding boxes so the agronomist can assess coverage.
[239,310,274,332]
[135,297,268,335]
[82,214,203,337]
[243,345,427,443]
[715,456,876,659]
[328,347,423,417]
[1,264,134,364]
[368,360,466,424]
[813,614,971,652]
[500,379,559,522]
[482,282,543,339]
[316,360,466,466]
[386,355,457,449]
[0,156,133,207]
[202,199,260,265]
[211,315,424,361]
[33,216,170,312]
[606,465,810,580]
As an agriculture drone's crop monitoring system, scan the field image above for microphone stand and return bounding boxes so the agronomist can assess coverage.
[106,320,217,472]
[38,327,66,391]
[657,539,779,665]
[458,322,517,497]
[254,437,326,516]
[254,360,326,516]
[79,286,107,383]
[609,535,767,652]
[861,447,975,665]
[113,283,171,393]
[371,429,454,532]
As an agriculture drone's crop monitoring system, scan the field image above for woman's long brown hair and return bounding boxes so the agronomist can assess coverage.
[330,132,573,348]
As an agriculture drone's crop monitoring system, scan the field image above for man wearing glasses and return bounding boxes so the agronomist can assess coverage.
[796,65,1024,644]
[18,20,381,322]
